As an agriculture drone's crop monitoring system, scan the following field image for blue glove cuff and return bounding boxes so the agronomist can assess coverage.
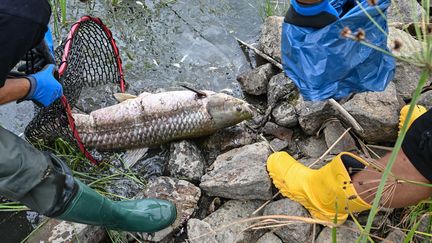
[291,0,339,17]
[23,76,37,101]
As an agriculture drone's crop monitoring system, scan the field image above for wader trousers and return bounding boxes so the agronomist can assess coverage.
[0,126,75,216]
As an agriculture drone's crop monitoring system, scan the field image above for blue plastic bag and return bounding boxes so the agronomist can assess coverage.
[281,0,395,101]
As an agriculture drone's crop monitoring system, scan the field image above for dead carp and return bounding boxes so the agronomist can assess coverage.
[73,90,253,150]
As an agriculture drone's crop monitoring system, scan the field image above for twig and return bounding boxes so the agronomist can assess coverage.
[252,191,281,215]
[235,37,284,70]
[260,134,276,153]
[366,144,394,152]
[307,128,352,168]
[328,98,364,134]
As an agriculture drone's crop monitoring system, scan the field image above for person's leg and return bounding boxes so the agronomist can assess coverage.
[0,127,177,232]
[267,105,432,224]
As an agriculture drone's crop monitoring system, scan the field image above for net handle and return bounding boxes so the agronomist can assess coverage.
[58,16,126,165]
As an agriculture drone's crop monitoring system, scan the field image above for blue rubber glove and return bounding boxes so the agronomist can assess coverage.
[24,64,63,107]
[43,26,55,59]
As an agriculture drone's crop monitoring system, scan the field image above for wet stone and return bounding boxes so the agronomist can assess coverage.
[167,140,206,182]
[262,122,294,141]
[263,199,313,243]
[259,16,284,62]
[237,63,277,96]
[200,142,273,200]
[270,138,290,152]
[203,200,265,243]
[138,177,201,242]
[323,120,357,155]
[187,218,217,243]
[342,82,400,143]
[272,101,298,128]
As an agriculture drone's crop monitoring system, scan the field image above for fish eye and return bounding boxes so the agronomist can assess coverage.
[236,106,242,112]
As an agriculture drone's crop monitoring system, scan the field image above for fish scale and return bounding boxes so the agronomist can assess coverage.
[72,90,253,151]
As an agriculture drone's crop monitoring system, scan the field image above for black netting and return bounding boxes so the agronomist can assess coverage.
[24,16,125,164]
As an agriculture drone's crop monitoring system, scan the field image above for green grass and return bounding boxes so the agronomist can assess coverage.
[258,0,290,20]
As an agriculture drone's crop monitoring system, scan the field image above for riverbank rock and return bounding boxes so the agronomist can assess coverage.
[256,232,283,243]
[418,90,432,109]
[167,140,205,182]
[316,220,360,243]
[388,0,426,23]
[342,82,400,142]
[323,120,357,154]
[262,122,294,141]
[138,177,201,242]
[267,72,296,107]
[385,228,406,243]
[298,135,328,158]
[272,101,298,127]
[263,199,313,243]
[296,97,334,135]
[259,16,284,62]
[237,63,277,95]
[26,220,106,243]
[200,142,273,200]
[187,219,217,243]
[388,27,423,100]
[202,200,265,243]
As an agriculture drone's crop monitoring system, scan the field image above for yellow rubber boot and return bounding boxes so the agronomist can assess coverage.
[399,104,427,133]
[267,152,371,224]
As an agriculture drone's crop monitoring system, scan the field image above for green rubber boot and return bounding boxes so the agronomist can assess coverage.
[57,180,177,232]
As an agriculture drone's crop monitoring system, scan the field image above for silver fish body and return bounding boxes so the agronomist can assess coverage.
[73,90,253,150]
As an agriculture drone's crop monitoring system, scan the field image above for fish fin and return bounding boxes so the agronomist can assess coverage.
[181,85,207,98]
[114,93,138,102]
[122,148,148,169]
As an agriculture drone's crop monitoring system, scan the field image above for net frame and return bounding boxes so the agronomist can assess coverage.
[25,16,126,165]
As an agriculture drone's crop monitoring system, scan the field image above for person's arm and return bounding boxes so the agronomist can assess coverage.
[0,78,30,105]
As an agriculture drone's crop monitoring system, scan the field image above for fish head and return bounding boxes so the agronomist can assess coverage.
[206,93,253,129]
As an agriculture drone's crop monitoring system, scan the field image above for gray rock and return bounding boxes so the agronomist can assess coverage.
[296,97,334,135]
[270,138,290,152]
[323,120,357,155]
[272,102,298,127]
[187,219,217,243]
[199,124,258,154]
[237,63,277,96]
[301,155,335,169]
[267,72,297,107]
[256,232,283,243]
[298,135,328,158]
[203,200,265,243]
[138,177,201,242]
[388,0,426,23]
[168,140,206,182]
[259,16,284,62]
[342,82,400,142]
[388,28,424,100]
[26,219,106,243]
[385,228,406,243]
[316,220,360,243]
[418,90,432,110]
[262,122,294,141]
[200,142,273,200]
[263,199,313,243]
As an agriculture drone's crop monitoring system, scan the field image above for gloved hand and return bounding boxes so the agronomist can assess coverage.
[18,27,55,74]
[23,64,63,107]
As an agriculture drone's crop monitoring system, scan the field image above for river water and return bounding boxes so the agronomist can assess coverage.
[0,0,289,241]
